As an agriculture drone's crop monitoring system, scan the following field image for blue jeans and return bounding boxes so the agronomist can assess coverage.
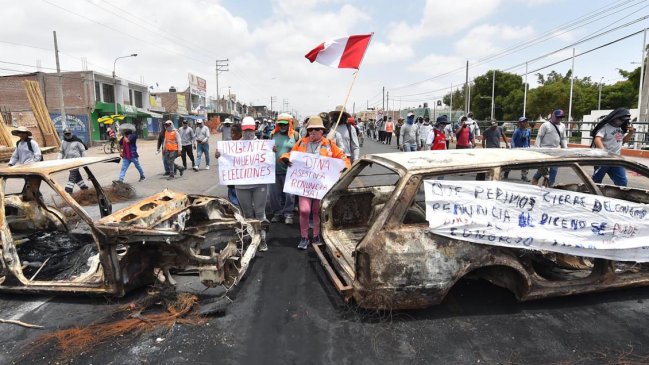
[227,186,240,207]
[592,166,627,186]
[196,143,210,168]
[403,142,417,152]
[119,157,145,181]
[533,167,558,186]
[162,153,170,174]
[270,173,294,218]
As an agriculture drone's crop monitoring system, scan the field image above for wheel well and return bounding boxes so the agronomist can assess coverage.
[464,265,530,300]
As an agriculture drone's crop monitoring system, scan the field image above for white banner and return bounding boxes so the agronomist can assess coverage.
[283,151,345,199]
[424,180,649,262]
[217,140,275,185]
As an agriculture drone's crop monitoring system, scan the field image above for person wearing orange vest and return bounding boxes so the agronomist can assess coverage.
[384,117,394,145]
[161,120,185,179]
[280,115,350,250]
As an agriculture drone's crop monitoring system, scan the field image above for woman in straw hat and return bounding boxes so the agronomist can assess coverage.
[280,115,350,250]
[8,127,42,166]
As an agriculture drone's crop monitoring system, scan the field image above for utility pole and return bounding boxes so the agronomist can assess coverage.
[491,69,496,121]
[386,91,389,116]
[270,96,277,116]
[382,86,385,111]
[638,28,649,149]
[568,48,575,123]
[215,59,229,113]
[53,31,66,128]
[352,102,355,114]
[464,60,469,114]
[523,62,528,117]
[598,77,604,110]
[449,82,453,121]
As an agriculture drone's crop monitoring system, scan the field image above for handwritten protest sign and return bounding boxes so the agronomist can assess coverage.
[283,151,345,199]
[424,180,649,261]
[217,140,275,185]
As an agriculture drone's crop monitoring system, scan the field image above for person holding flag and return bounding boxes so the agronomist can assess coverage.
[280,116,349,250]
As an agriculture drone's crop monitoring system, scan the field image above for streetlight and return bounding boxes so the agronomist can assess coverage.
[112,53,138,119]
[598,77,604,110]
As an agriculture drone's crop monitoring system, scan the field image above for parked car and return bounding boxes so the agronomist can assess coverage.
[317,148,649,309]
[0,156,260,296]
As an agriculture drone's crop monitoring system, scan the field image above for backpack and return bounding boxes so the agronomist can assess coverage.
[17,139,34,153]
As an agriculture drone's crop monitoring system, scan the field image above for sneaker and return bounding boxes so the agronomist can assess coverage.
[311,235,321,245]
[163,172,170,176]
[284,216,293,225]
[521,177,530,182]
[193,166,198,171]
[179,167,185,177]
[167,175,175,180]
[139,176,146,182]
[271,215,282,223]
[297,237,309,250]
[205,165,210,170]
[258,239,268,252]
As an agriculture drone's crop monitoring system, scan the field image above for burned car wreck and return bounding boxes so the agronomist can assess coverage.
[0,156,260,296]
[317,148,649,310]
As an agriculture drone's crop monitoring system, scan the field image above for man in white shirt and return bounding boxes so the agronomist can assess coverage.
[532,109,567,186]
[194,119,211,170]
[466,112,481,147]
[591,108,634,186]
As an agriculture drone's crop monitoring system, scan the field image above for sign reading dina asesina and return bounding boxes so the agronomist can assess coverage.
[283,151,345,199]
[217,140,275,185]
[424,180,649,262]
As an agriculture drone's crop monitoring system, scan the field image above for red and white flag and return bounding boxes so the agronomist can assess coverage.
[305,33,373,69]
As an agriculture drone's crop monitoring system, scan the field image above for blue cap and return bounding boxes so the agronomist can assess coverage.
[436,115,449,123]
[553,109,565,118]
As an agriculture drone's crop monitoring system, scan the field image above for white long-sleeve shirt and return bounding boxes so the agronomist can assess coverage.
[195,125,210,144]
[9,139,42,165]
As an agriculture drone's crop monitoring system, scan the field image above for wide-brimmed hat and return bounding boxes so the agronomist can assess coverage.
[306,116,325,130]
[223,118,233,124]
[328,105,351,125]
[11,126,32,136]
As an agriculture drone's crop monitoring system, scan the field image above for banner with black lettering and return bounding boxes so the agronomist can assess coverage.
[283,151,345,199]
[217,140,275,185]
[424,180,649,262]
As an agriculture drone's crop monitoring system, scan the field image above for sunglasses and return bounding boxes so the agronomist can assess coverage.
[308,128,323,133]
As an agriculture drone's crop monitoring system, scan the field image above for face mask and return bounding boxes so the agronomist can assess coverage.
[406,116,414,125]
[242,130,256,140]
[279,125,289,133]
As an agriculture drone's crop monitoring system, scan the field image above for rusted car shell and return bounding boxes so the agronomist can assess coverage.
[0,157,260,296]
[319,148,649,310]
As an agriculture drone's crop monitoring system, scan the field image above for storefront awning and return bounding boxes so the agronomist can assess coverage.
[94,102,138,116]
[137,108,163,118]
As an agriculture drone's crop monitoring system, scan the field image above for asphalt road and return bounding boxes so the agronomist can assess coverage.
[2,134,649,364]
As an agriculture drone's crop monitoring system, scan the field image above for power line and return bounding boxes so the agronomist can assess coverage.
[389,0,648,90]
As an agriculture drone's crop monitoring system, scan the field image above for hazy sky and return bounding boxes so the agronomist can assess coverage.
[0,0,647,117]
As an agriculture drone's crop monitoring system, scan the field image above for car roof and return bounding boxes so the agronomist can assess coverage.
[0,156,120,175]
[363,148,627,173]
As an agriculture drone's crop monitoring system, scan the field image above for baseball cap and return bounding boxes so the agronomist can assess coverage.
[63,128,72,134]
[407,111,414,117]
[164,120,173,125]
[196,119,203,124]
[436,115,448,123]
[553,109,565,118]
[277,119,289,125]
[490,120,498,126]
[241,116,256,131]
[518,117,528,123]
[223,118,232,124]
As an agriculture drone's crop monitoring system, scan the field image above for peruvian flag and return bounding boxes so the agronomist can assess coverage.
[305,33,373,69]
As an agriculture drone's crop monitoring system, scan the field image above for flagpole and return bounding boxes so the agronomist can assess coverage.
[328,33,374,140]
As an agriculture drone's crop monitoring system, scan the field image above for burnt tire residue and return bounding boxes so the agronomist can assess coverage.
[16,231,98,281]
